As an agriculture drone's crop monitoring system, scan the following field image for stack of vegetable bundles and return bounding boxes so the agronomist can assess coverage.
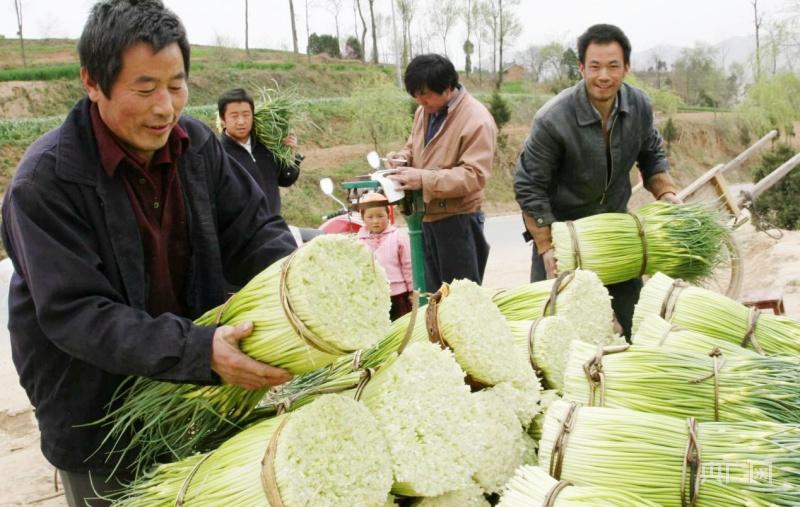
[538,400,800,506]
[103,235,391,472]
[562,339,800,423]
[498,465,659,507]
[551,202,730,285]
[111,394,393,506]
[493,269,616,345]
[633,272,800,355]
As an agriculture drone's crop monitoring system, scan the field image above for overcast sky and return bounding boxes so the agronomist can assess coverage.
[2,0,794,60]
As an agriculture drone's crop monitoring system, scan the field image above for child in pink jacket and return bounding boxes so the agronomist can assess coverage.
[357,192,414,319]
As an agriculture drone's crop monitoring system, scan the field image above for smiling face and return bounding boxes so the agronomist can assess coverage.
[362,206,390,234]
[81,41,188,165]
[220,101,254,144]
[579,41,629,108]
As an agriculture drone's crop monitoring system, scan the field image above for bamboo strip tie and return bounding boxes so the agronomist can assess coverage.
[397,290,421,354]
[174,451,216,507]
[542,270,575,317]
[628,212,649,277]
[657,324,684,346]
[543,479,572,507]
[261,416,290,507]
[549,402,579,480]
[740,308,765,355]
[565,221,582,270]
[688,348,726,422]
[526,317,546,378]
[279,255,348,356]
[680,417,703,507]
[660,278,688,322]
[581,344,631,407]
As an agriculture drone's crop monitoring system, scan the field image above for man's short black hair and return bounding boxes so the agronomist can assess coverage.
[218,88,255,118]
[577,24,632,66]
[403,54,459,97]
[78,0,190,97]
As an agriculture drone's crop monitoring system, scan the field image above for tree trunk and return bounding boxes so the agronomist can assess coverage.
[305,0,311,59]
[13,0,26,67]
[356,0,368,63]
[368,0,379,63]
[465,0,472,76]
[289,0,299,53]
[496,0,503,90]
[245,0,250,58]
[752,0,762,80]
[390,0,402,87]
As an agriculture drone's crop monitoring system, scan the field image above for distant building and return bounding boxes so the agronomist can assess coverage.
[502,63,525,81]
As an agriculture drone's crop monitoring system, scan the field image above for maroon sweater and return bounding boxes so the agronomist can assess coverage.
[90,103,191,316]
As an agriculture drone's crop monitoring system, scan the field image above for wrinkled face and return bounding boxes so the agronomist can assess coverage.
[579,41,629,107]
[221,101,254,144]
[413,87,454,114]
[362,206,390,234]
[82,41,188,165]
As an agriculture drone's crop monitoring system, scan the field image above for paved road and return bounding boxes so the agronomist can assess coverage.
[482,214,532,289]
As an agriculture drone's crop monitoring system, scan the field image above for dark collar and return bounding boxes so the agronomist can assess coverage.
[575,79,630,127]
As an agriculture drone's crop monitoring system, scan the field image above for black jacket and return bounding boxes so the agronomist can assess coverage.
[514,81,670,226]
[1,98,297,472]
[219,133,300,216]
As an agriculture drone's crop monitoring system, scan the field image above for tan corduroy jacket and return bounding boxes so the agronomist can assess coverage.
[396,88,498,222]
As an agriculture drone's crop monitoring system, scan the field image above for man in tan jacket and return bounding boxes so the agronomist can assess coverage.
[387,54,498,292]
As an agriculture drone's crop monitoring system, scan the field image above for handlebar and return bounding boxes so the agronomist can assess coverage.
[322,209,349,220]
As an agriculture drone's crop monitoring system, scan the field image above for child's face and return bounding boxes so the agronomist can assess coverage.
[362,206,390,234]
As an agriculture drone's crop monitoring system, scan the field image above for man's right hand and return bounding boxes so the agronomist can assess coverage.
[211,321,292,390]
[384,151,406,168]
[543,248,558,279]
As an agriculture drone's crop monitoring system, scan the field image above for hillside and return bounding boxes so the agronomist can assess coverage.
[0,38,793,232]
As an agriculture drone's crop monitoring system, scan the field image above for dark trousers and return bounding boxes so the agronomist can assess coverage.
[530,247,642,340]
[422,212,490,293]
[58,469,131,507]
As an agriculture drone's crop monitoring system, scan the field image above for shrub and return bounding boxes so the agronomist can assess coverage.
[750,144,800,230]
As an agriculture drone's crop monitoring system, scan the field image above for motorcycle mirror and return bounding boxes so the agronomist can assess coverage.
[319,177,335,196]
[366,150,381,170]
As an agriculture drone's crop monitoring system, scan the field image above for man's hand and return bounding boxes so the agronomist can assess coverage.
[542,248,557,279]
[211,321,292,390]
[658,191,682,204]
[384,151,408,169]
[387,167,424,191]
[282,134,298,150]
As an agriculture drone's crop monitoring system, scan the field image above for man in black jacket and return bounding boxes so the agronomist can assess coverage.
[1,2,295,505]
[218,87,301,217]
[514,24,680,338]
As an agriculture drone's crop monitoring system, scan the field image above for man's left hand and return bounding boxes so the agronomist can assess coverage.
[387,167,424,190]
[282,134,298,150]
[659,191,682,204]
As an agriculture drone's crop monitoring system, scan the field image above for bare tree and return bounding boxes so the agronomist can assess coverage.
[752,0,763,79]
[13,0,27,67]
[356,0,368,63]
[496,0,521,89]
[244,0,250,58]
[473,0,486,82]
[428,0,458,57]
[518,44,545,82]
[326,0,344,48]
[463,0,474,75]
[389,0,402,85]
[396,0,415,67]
[289,0,299,53]
[368,0,379,63]
[305,0,312,56]
[481,0,500,75]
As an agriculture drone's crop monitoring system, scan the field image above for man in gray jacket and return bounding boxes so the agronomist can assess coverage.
[514,24,680,338]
